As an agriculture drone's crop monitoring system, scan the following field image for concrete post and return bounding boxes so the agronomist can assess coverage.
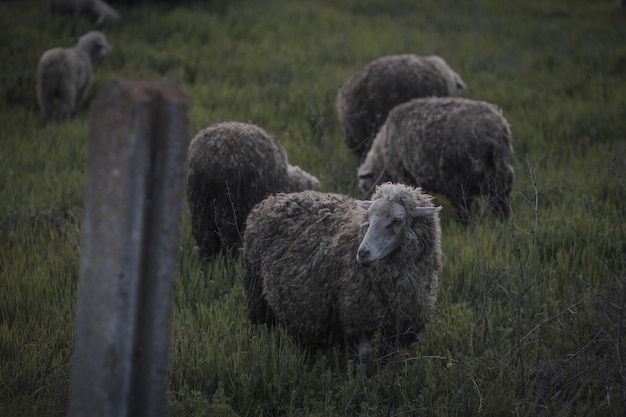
[68,79,188,417]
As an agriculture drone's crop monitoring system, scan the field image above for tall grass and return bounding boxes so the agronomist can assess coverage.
[1,0,625,416]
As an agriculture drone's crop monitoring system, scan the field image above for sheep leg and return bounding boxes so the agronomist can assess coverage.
[58,85,77,120]
[489,196,510,222]
[244,269,275,325]
[482,178,510,222]
[450,196,472,223]
[39,96,53,123]
[198,230,221,259]
[487,187,510,222]
[358,334,374,375]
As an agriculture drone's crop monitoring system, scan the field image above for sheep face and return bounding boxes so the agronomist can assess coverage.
[77,32,112,64]
[356,199,441,265]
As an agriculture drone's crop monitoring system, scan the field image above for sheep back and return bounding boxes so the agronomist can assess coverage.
[50,0,120,27]
[337,54,466,160]
[186,122,311,259]
[244,183,441,352]
[359,97,514,221]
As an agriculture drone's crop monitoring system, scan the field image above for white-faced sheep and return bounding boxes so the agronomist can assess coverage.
[358,97,515,222]
[185,121,320,259]
[50,0,120,28]
[37,31,112,122]
[244,182,442,373]
[337,54,467,160]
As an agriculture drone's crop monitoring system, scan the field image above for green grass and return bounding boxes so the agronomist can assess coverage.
[1,0,625,415]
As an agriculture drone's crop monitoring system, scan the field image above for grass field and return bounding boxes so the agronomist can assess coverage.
[1,0,625,416]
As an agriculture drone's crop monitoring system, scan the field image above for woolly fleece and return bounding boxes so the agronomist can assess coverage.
[37,31,111,122]
[358,97,514,221]
[185,121,319,259]
[337,54,466,160]
[244,183,441,368]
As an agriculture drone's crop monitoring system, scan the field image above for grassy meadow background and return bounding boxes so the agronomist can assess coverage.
[1,0,626,415]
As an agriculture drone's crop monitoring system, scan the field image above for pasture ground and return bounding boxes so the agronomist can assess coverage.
[1,0,625,415]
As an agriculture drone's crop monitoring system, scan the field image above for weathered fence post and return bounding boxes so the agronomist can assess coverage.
[68,79,188,417]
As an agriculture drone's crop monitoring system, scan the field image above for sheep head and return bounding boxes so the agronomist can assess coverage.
[426,55,467,95]
[286,164,320,192]
[357,124,389,197]
[357,167,386,198]
[356,197,441,265]
[77,31,112,64]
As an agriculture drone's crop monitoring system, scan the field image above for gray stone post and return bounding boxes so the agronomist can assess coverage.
[68,79,188,417]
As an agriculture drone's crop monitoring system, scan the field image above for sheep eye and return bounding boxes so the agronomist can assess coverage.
[392,218,404,225]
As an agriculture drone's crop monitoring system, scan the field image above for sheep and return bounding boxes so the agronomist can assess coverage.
[50,0,120,28]
[358,97,515,222]
[185,121,320,259]
[337,54,467,161]
[244,182,442,373]
[37,31,112,123]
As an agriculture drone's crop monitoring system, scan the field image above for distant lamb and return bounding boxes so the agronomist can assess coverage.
[337,54,467,160]
[358,97,514,222]
[244,182,442,373]
[50,0,120,28]
[37,31,112,122]
[185,121,320,259]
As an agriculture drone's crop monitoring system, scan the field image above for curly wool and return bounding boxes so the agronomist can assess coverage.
[337,54,466,160]
[37,31,111,122]
[185,121,319,259]
[358,97,515,221]
[244,183,441,362]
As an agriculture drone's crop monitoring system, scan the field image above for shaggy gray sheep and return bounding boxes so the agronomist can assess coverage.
[185,121,320,259]
[244,182,442,372]
[337,54,467,160]
[37,31,112,122]
[50,0,120,28]
[358,97,514,222]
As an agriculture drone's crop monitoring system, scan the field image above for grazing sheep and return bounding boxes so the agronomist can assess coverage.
[244,182,442,372]
[185,122,320,259]
[358,97,514,222]
[337,54,467,160]
[50,0,120,28]
[37,31,112,122]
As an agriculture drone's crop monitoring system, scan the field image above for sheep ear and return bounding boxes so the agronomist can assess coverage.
[455,73,467,90]
[357,170,372,180]
[357,200,372,210]
[409,206,442,217]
